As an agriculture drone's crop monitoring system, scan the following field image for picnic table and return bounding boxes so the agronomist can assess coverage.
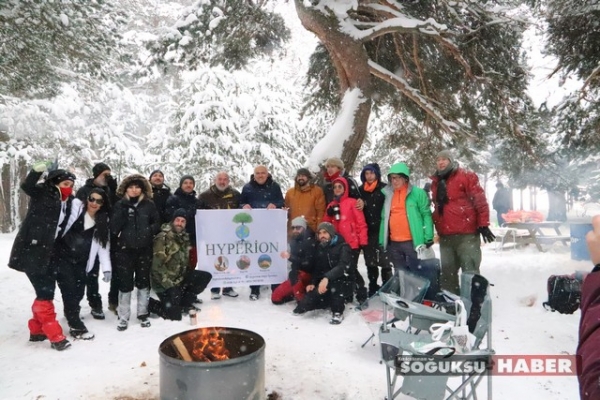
[503,221,570,252]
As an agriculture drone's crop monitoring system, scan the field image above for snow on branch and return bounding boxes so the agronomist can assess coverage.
[307,88,366,171]
[367,60,461,136]
[348,15,448,42]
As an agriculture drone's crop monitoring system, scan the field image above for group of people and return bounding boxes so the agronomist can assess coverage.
[8,149,499,349]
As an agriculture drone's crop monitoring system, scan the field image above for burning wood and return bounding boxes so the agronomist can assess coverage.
[191,327,230,362]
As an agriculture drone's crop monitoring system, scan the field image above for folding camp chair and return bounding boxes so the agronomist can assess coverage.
[379,273,494,400]
[360,270,430,348]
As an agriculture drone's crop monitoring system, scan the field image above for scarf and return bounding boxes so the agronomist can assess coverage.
[435,164,455,216]
[363,181,377,193]
[324,170,341,182]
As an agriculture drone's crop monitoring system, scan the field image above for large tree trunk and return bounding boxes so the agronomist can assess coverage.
[295,0,372,171]
[547,190,567,222]
[0,129,11,232]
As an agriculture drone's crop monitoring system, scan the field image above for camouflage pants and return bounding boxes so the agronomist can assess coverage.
[439,233,481,294]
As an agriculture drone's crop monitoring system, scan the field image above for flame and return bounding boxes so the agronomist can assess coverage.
[191,327,230,362]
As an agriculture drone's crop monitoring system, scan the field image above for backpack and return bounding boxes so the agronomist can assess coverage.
[543,275,581,314]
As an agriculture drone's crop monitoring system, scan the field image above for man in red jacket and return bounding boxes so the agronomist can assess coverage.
[430,150,495,294]
[578,214,600,399]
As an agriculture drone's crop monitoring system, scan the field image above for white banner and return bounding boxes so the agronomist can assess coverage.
[195,209,288,288]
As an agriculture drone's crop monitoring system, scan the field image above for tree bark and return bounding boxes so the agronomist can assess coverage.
[295,0,372,171]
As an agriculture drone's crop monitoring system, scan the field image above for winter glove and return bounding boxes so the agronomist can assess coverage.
[106,174,117,191]
[326,205,336,217]
[478,226,496,244]
[32,160,52,173]
[102,271,112,282]
[425,240,434,248]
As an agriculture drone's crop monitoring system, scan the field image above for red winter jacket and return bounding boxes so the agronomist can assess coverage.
[322,177,368,250]
[430,167,490,236]
[578,271,600,400]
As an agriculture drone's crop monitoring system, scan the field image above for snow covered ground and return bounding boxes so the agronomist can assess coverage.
[0,227,588,400]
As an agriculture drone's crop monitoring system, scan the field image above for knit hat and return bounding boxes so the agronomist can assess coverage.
[296,168,313,179]
[360,163,381,183]
[149,169,164,180]
[172,208,188,221]
[325,157,344,170]
[291,216,307,229]
[179,174,195,187]
[48,169,76,185]
[436,150,454,163]
[317,222,336,237]
[92,162,111,179]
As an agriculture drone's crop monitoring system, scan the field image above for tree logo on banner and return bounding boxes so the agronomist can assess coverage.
[232,212,253,242]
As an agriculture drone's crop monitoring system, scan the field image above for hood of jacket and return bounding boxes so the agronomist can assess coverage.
[116,174,153,199]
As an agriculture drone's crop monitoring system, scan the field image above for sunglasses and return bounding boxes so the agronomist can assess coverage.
[88,197,104,205]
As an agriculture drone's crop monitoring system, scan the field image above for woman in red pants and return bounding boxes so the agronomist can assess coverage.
[8,162,76,351]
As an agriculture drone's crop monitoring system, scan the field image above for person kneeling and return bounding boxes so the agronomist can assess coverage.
[150,209,212,320]
[293,222,352,325]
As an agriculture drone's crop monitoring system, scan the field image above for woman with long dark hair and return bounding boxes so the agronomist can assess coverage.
[8,163,76,351]
[53,188,112,339]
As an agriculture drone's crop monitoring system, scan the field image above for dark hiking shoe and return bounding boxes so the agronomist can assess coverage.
[117,319,128,331]
[249,293,259,301]
[330,313,344,325]
[29,334,47,342]
[292,307,306,316]
[91,308,105,320]
[138,316,151,328]
[223,288,239,298]
[70,329,95,340]
[108,303,118,315]
[51,339,72,351]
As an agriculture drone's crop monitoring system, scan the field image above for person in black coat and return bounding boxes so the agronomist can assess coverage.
[271,216,316,305]
[8,164,76,351]
[149,169,172,225]
[292,222,352,325]
[75,162,118,319]
[166,174,200,269]
[52,188,112,340]
[358,163,393,296]
[110,174,160,331]
[240,165,284,300]
[492,182,511,226]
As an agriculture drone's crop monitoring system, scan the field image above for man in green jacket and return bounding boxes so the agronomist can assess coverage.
[149,209,212,320]
[379,163,434,273]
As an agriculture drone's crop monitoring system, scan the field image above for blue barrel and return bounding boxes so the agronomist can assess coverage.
[570,223,593,261]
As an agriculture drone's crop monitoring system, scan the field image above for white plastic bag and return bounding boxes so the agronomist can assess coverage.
[416,244,436,260]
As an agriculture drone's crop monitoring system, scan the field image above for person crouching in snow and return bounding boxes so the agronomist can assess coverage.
[8,163,76,351]
[272,216,316,305]
[149,209,212,320]
[292,222,352,325]
[52,188,112,340]
[110,174,160,331]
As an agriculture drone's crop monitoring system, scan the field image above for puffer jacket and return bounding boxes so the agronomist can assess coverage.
[240,174,284,209]
[430,166,490,236]
[310,234,353,285]
[322,177,368,250]
[284,184,326,233]
[151,223,191,294]
[110,174,160,249]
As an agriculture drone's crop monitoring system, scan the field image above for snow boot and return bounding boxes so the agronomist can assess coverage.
[330,313,344,325]
[51,339,72,351]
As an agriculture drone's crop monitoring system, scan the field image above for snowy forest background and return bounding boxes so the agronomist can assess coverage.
[1,0,599,232]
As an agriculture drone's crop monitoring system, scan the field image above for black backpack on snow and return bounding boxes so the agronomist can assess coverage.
[543,275,581,314]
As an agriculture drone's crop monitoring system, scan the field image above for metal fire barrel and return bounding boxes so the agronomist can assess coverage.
[159,327,265,400]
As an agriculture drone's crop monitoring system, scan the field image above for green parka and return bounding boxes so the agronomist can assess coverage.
[379,163,434,249]
[151,223,191,294]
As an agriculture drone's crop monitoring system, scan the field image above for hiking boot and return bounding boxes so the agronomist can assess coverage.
[70,328,95,340]
[139,316,151,328]
[292,307,305,316]
[330,313,344,325]
[249,293,259,301]
[194,297,203,304]
[29,334,47,342]
[211,292,222,300]
[108,303,118,315]
[223,288,239,298]
[51,339,72,351]
[91,308,105,320]
[117,319,128,331]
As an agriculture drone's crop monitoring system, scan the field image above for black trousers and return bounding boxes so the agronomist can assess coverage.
[86,259,102,310]
[26,265,58,301]
[114,247,152,292]
[55,258,87,327]
[348,249,367,303]
[296,278,346,314]
[152,270,212,320]
[362,234,393,291]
